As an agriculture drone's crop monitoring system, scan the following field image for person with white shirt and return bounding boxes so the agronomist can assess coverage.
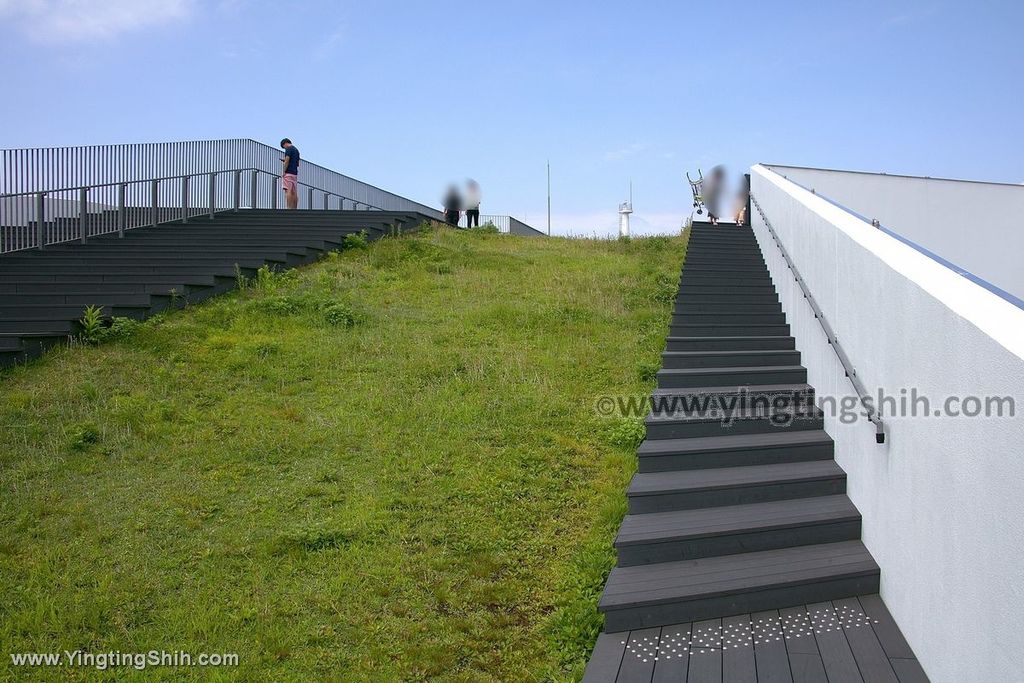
[464,179,481,228]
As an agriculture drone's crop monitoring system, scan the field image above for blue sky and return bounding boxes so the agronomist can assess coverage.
[1,0,1021,235]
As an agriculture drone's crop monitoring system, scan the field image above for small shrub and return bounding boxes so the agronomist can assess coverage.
[469,223,500,235]
[253,265,275,291]
[68,422,101,451]
[234,264,249,289]
[256,296,300,316]
[246,265,298,293]
[78,305,106,344]
[651,272,678,303]
[606,417,645,448]
[323,303,359,327]
[250,341,281,359]
[427,261,452,275]
[104,317,141,341]
[638,360,660,383]
[274,525,353,554]
[342,231,369,250]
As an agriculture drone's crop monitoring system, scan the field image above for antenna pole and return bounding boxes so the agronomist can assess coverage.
[547,161,551,236]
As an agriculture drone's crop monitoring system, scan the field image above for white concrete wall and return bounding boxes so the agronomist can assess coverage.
[764,164,1024,301]
[750,164,1024,683]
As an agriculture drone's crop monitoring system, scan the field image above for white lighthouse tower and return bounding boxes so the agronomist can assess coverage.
[618,181,633,237]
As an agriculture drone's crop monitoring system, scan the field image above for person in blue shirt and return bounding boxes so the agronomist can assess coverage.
[280,138,300,209]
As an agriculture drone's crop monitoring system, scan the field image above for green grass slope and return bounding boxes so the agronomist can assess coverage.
[0,226,685,682]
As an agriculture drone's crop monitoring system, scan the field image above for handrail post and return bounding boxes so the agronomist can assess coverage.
[79,186,88,243]
[181,175,189,223]
[233,170,241,212]
[271,176,278,210]
[208,172,216,220]
[323,192,329,210]
[307,187,314,210]
[151,179,159,227]
[35,192,46,250]
[250,169,258,210]
[117,183,126,238]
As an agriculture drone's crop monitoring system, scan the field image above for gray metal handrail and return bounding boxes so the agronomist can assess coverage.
[0,139,440,214]
[457,213,510,231]
[750,192,886,444]
[0,139,445,253]
[0,167,404,253]
[0,168,392,210]
[455,214,545,236]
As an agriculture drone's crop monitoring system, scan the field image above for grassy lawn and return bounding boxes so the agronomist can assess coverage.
[0,226,685,681]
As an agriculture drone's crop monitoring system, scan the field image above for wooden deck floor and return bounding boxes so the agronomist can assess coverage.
[583,594,928,683]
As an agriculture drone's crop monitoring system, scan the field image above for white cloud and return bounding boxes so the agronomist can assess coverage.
[0,0,194,42]
[881,5,937,30]
[604,143,648,162]
[313,25,347,62]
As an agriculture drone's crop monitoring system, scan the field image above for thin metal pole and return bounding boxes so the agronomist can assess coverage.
[307,187,314,210]
[117,183,126,238]
[35,192,45,250]
[546,160,551,236]
[271,176,278,210]
[250,169,258,210]
[151,179,159,227]
[181,175,190,223]
[233,170,241,211]
[323,192,329,210]
[209,173,216,220]
[79,186,88,243]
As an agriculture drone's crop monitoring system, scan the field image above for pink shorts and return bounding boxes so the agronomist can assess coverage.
[282,173,298,192]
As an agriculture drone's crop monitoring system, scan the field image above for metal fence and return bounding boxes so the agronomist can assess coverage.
[457,213,545,236]
[0,139,444,253]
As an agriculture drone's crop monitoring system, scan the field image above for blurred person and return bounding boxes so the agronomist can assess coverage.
[280,138,300,210]
[705,165,725,225]
[734,174,750,226]
[464,179,481,228]
[443,184,462,226]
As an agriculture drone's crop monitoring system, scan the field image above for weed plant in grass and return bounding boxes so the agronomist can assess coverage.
[0,226,685,681]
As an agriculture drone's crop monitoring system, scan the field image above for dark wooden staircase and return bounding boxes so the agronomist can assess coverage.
[597,221,880,633]
[0,209,435,367]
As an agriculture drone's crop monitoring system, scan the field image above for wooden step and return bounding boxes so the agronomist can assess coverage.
[657,365,805,388]
[599,541,879,632]
[615,495,862,566]
[627,461,846,514]
[637,429,833,473]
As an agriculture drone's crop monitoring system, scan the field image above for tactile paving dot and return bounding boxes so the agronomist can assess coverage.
[619,607,881,662]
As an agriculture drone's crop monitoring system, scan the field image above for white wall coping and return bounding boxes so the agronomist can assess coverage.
[759,165,1024,310]
[752,164,1024,360]
[764,162,1024,189]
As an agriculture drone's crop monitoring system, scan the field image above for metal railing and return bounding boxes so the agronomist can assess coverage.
[0,139,444,253]
[458,214,510,231]
[457,213,545,236]
[750,192,886,443]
